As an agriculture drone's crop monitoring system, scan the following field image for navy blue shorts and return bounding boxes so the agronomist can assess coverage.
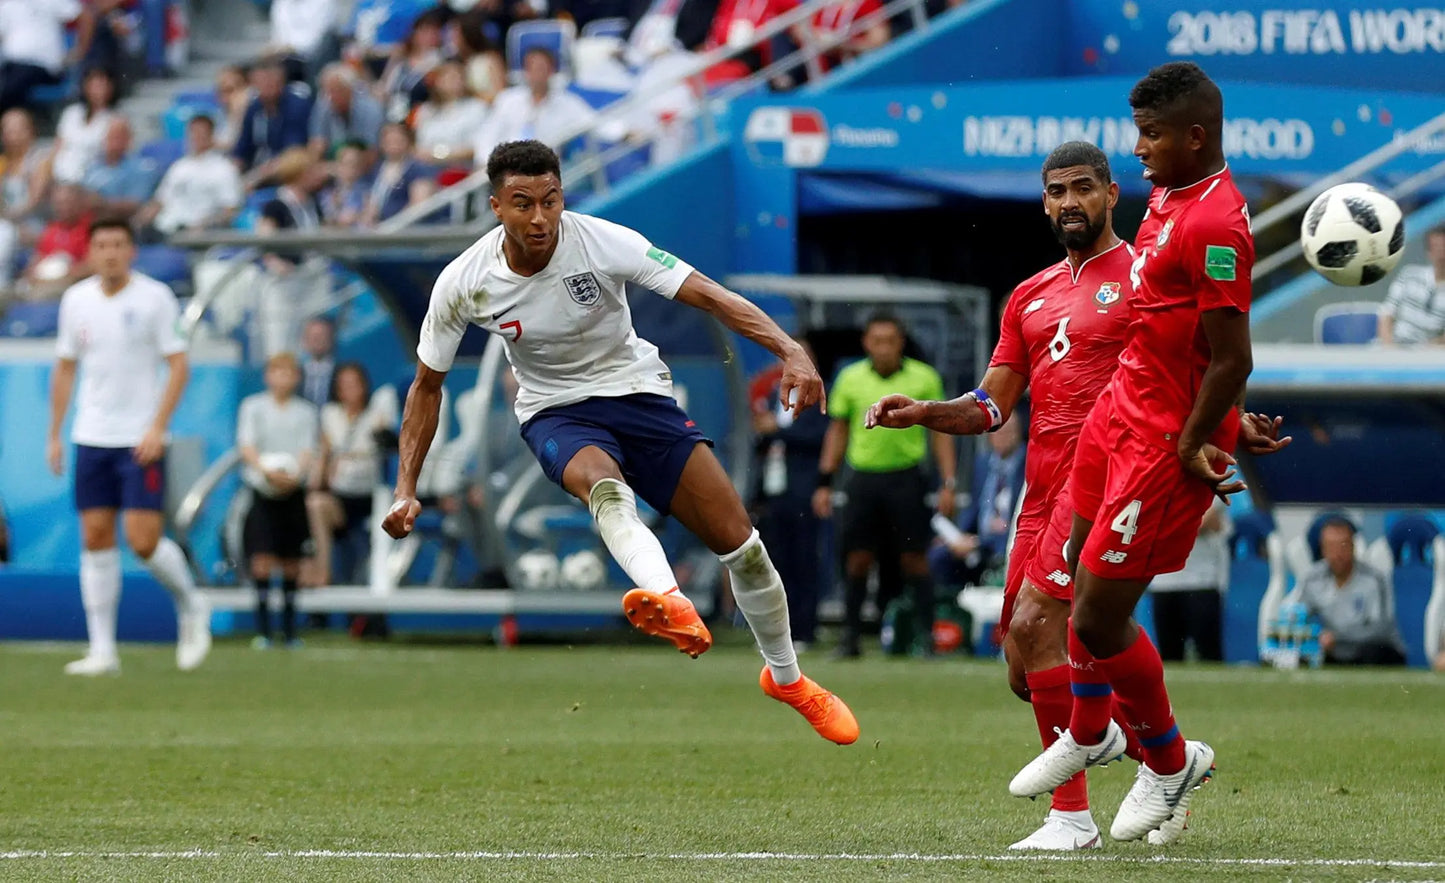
[74,444,166,513]
[520,394,711,515]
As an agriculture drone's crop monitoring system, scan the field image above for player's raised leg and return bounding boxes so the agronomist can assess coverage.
[560,444,711,658]
[669,444,858,745]
[122,458,211,671]
[68,502,123,676]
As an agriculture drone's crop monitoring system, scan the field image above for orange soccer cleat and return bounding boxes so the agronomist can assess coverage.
[621,588,712,658]
[760,667,860,745]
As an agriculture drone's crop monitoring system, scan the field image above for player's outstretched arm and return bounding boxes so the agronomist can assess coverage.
[1180,308,1253,497]
[865,365,1027,435]
[47,358,77,476]
[383,363,447,539]
[673,272,824,415]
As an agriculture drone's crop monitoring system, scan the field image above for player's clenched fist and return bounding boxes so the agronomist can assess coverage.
[383,496,423,538]
[865,394,926,429]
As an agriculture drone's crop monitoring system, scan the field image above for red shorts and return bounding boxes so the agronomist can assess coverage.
[999,436,1076,634]
[1026,404,1219,588]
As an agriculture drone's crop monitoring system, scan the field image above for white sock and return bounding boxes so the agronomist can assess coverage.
[79,548,122,661]
[588,478,681,597]
[141,536,199,615]
[720,529,801,686]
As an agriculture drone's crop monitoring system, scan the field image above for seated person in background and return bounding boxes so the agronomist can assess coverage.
[1298,518,1407,666]
[18,184,92,301]
[360,122,434,226]
[135,114,243,242]
[50,68,121,186]
[82,117,159,221]
[471,48,596,163]
[0,0,83,115]
[785,0,889,76]
[238,352,320,649]
[448,10,507,105]
[375,8,447,123]
[213,64,252,151]
[1378,225,1445,345]
[1,109,52,239]
[232,56,314,189]
[702,0,790,86]
[255,149,328,356]
[269,0,337,81]
[1148,496,1229,662]
[928,412,1024,591]
[308,63,385,160]
[319,140,373,227]
[306,362,398,586]
[413,61,488,168]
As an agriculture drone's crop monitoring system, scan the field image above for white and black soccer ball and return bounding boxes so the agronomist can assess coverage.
[559,550,607,592]
[1300,183,1405,286]
[514,550,559,591]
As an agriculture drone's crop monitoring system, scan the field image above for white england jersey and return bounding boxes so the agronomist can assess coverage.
[418,211,695,424]
[56,272,188,448]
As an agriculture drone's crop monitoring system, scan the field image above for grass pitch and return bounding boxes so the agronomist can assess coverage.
[2,632,1443,882]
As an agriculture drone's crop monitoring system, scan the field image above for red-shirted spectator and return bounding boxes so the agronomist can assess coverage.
[20,183,92,300]
[703,0,790,86]
[784,0,888,72]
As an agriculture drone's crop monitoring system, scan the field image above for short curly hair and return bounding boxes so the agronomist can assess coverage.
[486,140,562,190]
[1129,62,1223,136]
[1042,140,1111,185]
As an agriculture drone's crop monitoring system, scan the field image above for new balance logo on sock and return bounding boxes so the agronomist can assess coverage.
[1100,550,1128,564]
[1046,570,1071,586]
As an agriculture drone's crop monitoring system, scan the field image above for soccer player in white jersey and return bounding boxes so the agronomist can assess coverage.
[47,218,212,676]
[385,140,858,744]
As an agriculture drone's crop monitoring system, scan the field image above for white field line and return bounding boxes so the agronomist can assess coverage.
[2,850,1445,868]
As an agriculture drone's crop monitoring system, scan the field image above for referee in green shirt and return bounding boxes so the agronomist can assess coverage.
[814,312,956,657]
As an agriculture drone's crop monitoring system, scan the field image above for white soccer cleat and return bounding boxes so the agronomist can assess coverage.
[63,654,120,677]
[176,598,213,672]
[1111,740,1215,842]
[1009,720,1129,798]
[1147,805,1191,846]
[1008,810,1102,851]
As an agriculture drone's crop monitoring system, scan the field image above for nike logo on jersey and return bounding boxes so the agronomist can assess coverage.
[1024,298,1046,315]
[492,305,517,321]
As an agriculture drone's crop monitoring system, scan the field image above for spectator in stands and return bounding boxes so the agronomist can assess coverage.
[360,122,435,226]
[309,63,385,159]
[413,61,488,167]
[213,64,252,151]
[270,0,339,81]
[554,0,633,34]
[1,109,50,237]
[306,361,398,586]
[232,56,314,187]
[786,0,889,76]
[76,0,133,82]
[702,0,789,86]
[135,114,244,242]
[1298,518,1407,666]
[238,351,320,648]
[81,117,158,221]
[299,316,337,408]
[1379,225,1445,346]
[319,140,373,227]
[18,183,91,300]
[255,148,326,355]
[1148,497,1229,662]
[448,10,507,105]
[628,0,722,62]
[472,48,595,163]
[0,0,84,115]
[927,412,1023,592]
[51,68,121,186]
[376,8,447,123]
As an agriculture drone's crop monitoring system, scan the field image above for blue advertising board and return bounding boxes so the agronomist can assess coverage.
[1066,2,1445,92]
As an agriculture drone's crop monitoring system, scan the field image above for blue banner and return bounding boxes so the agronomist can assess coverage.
[1066,2,1445,92]
[732,78,1445,178]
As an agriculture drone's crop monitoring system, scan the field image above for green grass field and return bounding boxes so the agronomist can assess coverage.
[3,633,1444,882]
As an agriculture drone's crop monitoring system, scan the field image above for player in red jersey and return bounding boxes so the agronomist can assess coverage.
[1009,62,1285,845]
[868,140,1136,850]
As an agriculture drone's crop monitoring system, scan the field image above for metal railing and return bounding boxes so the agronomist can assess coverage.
[1251,110,1445,281]
[380,0,932,231]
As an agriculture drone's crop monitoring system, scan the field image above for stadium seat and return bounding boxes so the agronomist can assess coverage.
[506,19,577,79]
[1226,510,1276,664]
[139,138,186,175]
[1385,512,1440,666]
[581,16,630,39]
[570,85,627,110]
[0,302,61,338]
[135,244,192,294]
[1314,302,1380,344]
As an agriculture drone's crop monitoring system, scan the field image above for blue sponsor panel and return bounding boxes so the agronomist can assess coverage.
[1066,1,1445,93]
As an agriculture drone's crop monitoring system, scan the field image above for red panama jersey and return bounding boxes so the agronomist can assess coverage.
[1112,166,1254,451]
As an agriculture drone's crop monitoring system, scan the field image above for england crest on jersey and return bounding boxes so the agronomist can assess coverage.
[564,272,601,306]
[1094,281,1121,307]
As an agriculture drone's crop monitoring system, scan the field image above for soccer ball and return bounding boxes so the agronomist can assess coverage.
[559,550,607,591]
[514,550,559,591]
[1300,183,1405,286]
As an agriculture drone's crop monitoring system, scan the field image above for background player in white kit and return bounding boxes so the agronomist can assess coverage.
[384,140,857,744]
[47,218,212,675]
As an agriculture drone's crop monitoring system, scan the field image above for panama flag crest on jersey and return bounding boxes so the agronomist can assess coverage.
[744,107,829,168]
[1094,281,1121,307]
